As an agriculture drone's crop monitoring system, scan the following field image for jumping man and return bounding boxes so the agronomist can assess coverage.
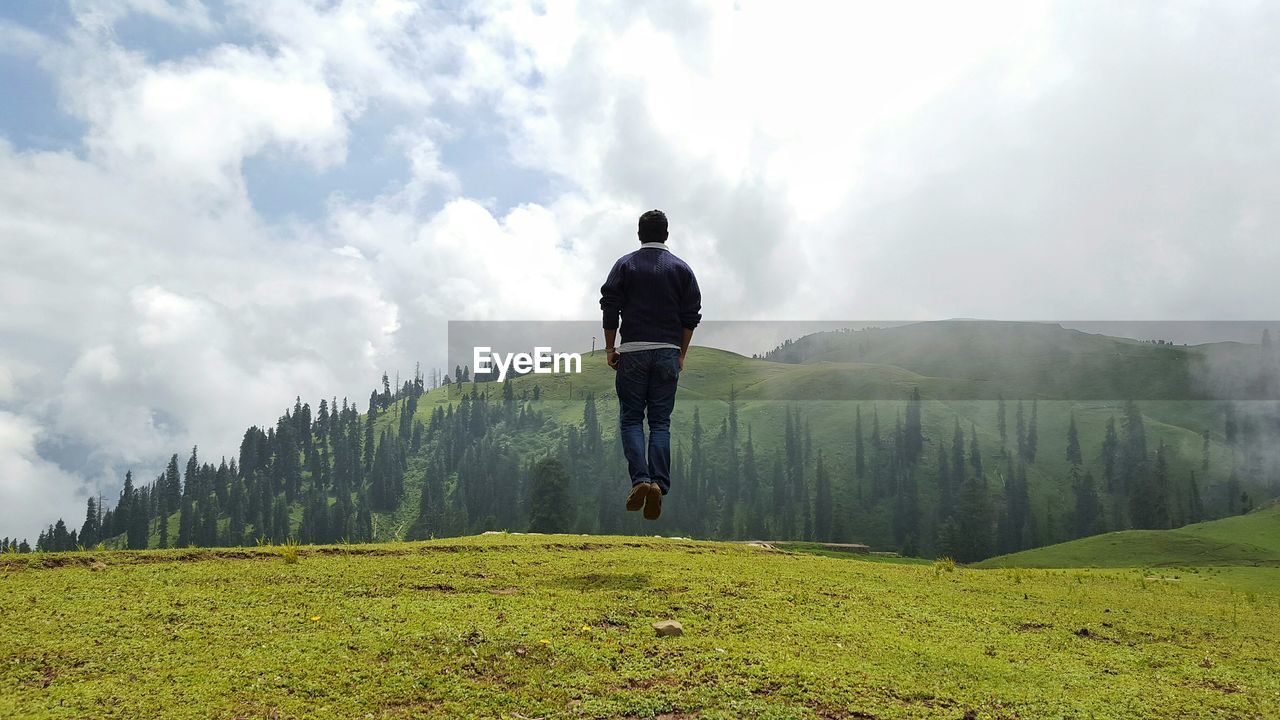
[600,210,702,520]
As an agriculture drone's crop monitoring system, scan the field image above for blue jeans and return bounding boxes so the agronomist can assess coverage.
[615,348,680,494]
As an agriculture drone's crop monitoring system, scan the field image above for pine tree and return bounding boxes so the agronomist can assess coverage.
[936,440,953,516]
[868,406,883,498]
[1071,466,1103,538]
[1101,415,1119,492]
[272,496,290,542]
[127,485,149,550]
[1186,471,1205,524]
[814,452,833,541]
[117,470,135,540]
[969,422,983,480]
[1120,400,1148,503]
[1201,429,1211,475]
[1130,441,1171,530]
[904,387,923,464]
[953,473,992,563]
[528,458,571,533]
[1065,411,1082,466]
[177,495,195,547]
[79,497,100,548]
[996,393,1007,450]
[1026,399,1038,462]
[951,419,965,490]
[1015,401,1026,461]
[853,405,866,482]
[355,491,374,542]
[999,459,1032,554]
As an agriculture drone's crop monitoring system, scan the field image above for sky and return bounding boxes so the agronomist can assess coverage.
[1,0,1279,542]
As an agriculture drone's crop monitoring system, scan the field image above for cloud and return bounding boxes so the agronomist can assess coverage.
[3,0,1280,540]
[0,411,87,543]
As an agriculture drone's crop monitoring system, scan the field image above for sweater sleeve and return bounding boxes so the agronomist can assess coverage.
[599,258,625,330]
[679,266,702,330]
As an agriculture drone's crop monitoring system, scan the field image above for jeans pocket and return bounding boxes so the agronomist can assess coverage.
[663,355,681,382]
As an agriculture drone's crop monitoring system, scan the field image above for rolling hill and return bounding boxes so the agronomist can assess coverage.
[761,320,1277,400]
[977,502,1280,568]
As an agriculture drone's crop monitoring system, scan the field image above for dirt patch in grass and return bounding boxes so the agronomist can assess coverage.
[0,538,718,572]
[1185,678,1243,694]
[552,572,652,591]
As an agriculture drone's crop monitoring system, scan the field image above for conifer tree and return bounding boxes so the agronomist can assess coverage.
[1015,401,1026,461]
[814,452,833,541]
[996,393,1007,450]
[272,496,290,542]
[951,419,965,491]
[1026,399,1039,462]
[969,422,983,480]
[1186,471,1205,524]
[904,387,923,464]
[528,458,571,533]
[1071,466,1103,538]
[177,495,195,547]
[1101,415,1119,492]
[127,486,149,550]
[1130,441,1170,529]
[936,440,953,515]
[1066,411,1082,466]
[953,473,992,562]
[79,497,100,548]
[854,405,865,482]
[1120,400,1148,501]
[117,470,134,540]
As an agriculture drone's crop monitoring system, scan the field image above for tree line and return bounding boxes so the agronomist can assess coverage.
[12,370,1272,561]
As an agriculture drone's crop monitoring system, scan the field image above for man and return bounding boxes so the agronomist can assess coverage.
[600,209,702,520]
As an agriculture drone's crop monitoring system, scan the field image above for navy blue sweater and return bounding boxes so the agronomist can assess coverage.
[600,243,702,346]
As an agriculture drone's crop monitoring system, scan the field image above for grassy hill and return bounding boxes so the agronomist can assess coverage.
[401,341,1254,551]
[977,503,1280,569]
[760,320,1273,401]
[77,321,1274,563]
[4,534,1279,719]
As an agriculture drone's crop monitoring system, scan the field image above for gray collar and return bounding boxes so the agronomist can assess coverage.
[640,242,669,251]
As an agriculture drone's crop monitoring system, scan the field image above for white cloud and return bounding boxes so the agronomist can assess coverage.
[3,0,1280,539]
[0,411,87,543]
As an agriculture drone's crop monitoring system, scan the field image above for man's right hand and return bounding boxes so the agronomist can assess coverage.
[607,350,620,370]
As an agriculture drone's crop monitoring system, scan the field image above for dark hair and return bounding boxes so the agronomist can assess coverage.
[638,209,668,243]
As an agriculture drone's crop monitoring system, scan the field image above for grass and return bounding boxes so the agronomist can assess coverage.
[4,534,1279,719]
[977,503,1280,569]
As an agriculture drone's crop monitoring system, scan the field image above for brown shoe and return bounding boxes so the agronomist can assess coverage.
[626,482,651,512]
[643,484,663,521]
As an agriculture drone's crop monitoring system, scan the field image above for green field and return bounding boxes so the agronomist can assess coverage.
[978,503,1280,569]
[4,534,1279,719]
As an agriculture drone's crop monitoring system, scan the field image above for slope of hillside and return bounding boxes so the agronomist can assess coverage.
[763,320,1271,400]
[4,535,1279,719]
[460,346,1244,547]
[977,504,1280,568]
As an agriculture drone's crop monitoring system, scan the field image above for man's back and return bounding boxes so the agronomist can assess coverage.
[599,243,701,348]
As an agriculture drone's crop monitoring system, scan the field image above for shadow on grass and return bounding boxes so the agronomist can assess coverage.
[552,572,652,591]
